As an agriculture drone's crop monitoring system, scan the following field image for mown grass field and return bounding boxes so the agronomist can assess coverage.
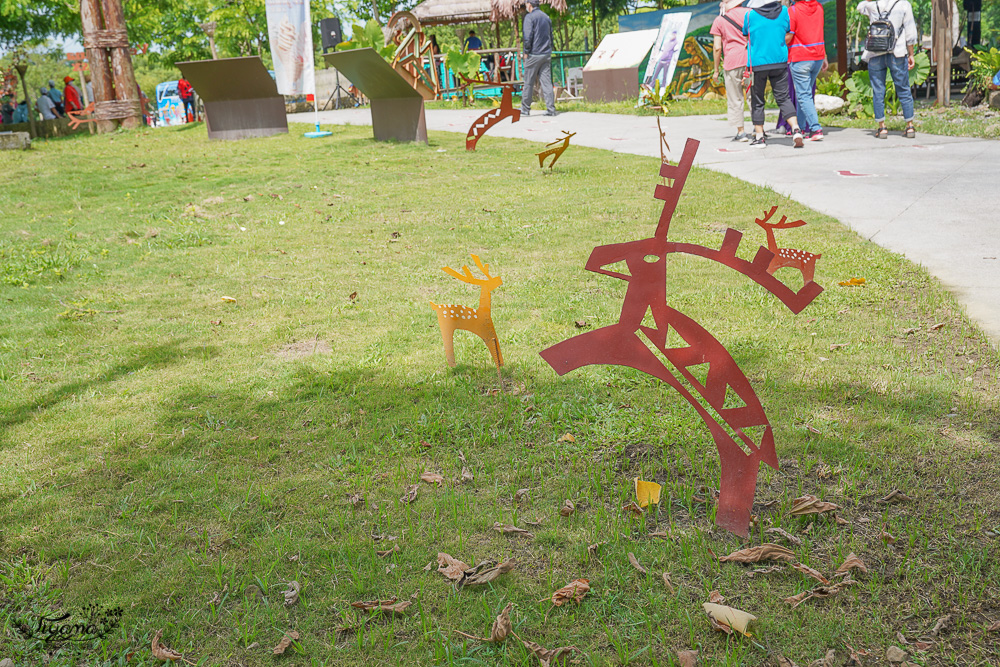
[1,121,998,666]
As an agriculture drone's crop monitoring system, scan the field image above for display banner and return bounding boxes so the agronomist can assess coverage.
[265,0,315,95]
[642,12,692,89]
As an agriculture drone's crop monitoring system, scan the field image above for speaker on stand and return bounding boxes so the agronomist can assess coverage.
[319,17,358,110]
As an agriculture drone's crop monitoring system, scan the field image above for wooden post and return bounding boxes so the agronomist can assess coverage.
[101,0,141,129]
[836,0,848,74]
[933,0,952,106]
[80,0,116,132]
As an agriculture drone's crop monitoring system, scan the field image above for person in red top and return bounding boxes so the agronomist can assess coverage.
[711,3,752,142]
[63,75,83,113]
[787,0,828,140]
[177,78,195,123]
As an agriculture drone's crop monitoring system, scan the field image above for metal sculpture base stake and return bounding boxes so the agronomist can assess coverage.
[540,138,823,537]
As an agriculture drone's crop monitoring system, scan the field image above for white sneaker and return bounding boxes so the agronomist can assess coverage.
[793,131,804,148]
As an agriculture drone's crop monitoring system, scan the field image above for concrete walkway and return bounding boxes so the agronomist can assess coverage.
[290,108,1000,346]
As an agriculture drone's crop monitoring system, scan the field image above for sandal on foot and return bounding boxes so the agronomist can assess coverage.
[876,127,889,139]
[903,125,915,138]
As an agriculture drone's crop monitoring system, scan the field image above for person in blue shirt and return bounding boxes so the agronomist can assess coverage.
[744,0,804,148]
[989,69,1000,91]
[465,30,483,51]
[12,99,29,123]
[46,79,65,115]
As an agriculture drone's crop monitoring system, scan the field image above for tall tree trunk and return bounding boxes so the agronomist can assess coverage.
[80,0,116,133]
[933,0,952,105]
[101,0,142,129]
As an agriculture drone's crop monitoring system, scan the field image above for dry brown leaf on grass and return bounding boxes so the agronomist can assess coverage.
[550,579,590,606]
[400,483,419,504]
[790,562,830,584]
[835,553,868,576]
[493,522,535,538]
[746,565,783,578]
[765,527,803,546]
[621,501,644,517]
[845,643,870,664]
[627,552,647,574]
[272,630,300,655]
[376,545,401,558]
[515,635,580,667]
[587,541,606,557]
[930,614,952,635]
[457,560,515,589]
[347,492,364,509]
[676,649,698,667]
[776,657,799,667]
[350,597,412,616]
[560,499,575,517]
[718,543,795,563]
[702,603,756,636]
[151,629,189,663]
[514,488,530,502]
[283,580,301,606]
[708,590,725,604]
[662,572,675,594]
[437,552,470,581]
[791,495,840,515]
[557,433,576,443]
[784,579,856,608]
[420,471,444,486]
[879,489,913,504]
[806,649,836,667]
[650,530,673,541]
[987,620,1000,632]
[880,528,898,544]
[455,602,513,643]
[460,466,474,483]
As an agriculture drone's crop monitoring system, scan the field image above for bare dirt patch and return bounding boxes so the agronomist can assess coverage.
[274,338,332,360]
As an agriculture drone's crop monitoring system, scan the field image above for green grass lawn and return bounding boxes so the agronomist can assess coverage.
[1,123,999,666]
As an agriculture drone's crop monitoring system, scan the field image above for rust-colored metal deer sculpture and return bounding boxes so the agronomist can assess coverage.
[541,138,823,537]
[430,254,503,369]
[535,130,576,168]
[754,205,822,283]
[465,77,520,151]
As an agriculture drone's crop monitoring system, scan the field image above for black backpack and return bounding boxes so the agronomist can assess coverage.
[865,0,903,53]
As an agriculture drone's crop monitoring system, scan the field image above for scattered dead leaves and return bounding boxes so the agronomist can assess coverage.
[880,527,898,544]
[460,467,474,483]
[400,484,419,504]
[515,488,530,503]
[879,490,913,504]
[627,552,647,574]
[560,499,575,517]
[676,650,698,667]
[351,597,412,616]
[587,541,606,557]
[662,572,675,593]
[703,603,756,636]
[493,522,534,538]
[708,590,725,604]
[515,635,580,667]
[807,649,836,667]
[347,492,364,509]
[557,433,576,443]
[271,630,299,656]
[621,501,644,517]
[791,495,840,515]
[420,471,444,486]
[986,620,1000,632]
[790,563,830,585]
[376,545,401,558]
[437,552,470,582]
[151,629,186,662]
[784,579,856,608]
[283,580,301,607]
[765,527,803,546]
[457,560,516,589]
[835,553,868,576]
[718,543,795,564]
[455,602,513,642]
[550,579,590,606]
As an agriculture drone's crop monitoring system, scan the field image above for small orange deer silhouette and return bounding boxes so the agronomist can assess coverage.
[754,205,821,283]
[430,254,503,369]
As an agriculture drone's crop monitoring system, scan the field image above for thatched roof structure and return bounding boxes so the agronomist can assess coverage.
[409,0,565,26]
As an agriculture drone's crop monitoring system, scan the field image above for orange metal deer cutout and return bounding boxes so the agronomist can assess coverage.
[541,138,824,538]
[465,78,520,151]
[67,102,96,130]
[535,131,576,168]
[754,205,821,283]
[430,255,503,369]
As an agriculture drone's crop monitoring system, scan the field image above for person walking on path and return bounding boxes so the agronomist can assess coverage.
[178,78,196,123]
[787,0,828,140]
[46,80,65,115]
[711,2,751,141]
[63,75,83,113]
[857,0,917,138]
[744,0,804,148]
[520,0,557,117]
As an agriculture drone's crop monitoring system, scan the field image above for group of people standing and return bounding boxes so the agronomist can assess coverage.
[711,0,918,148]
[0,76,88,125]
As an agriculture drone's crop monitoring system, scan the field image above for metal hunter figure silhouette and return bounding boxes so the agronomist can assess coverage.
[540,138,823,537]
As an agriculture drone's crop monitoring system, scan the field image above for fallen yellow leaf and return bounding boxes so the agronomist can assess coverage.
[634,478,662,508]
[702,602,756,636]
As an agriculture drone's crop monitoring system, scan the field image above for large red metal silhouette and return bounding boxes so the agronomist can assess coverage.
[465,77,520,151]
[540,138,823,537]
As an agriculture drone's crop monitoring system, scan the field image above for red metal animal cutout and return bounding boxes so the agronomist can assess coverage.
[754,205,822,283]
[465,78,520,151]
[540,138,823,537]
[535,130,576,168]
[430,254,503,369]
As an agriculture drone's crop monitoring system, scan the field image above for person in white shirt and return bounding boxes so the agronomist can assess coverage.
[35,87,59,120]
[857,0,918,138]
